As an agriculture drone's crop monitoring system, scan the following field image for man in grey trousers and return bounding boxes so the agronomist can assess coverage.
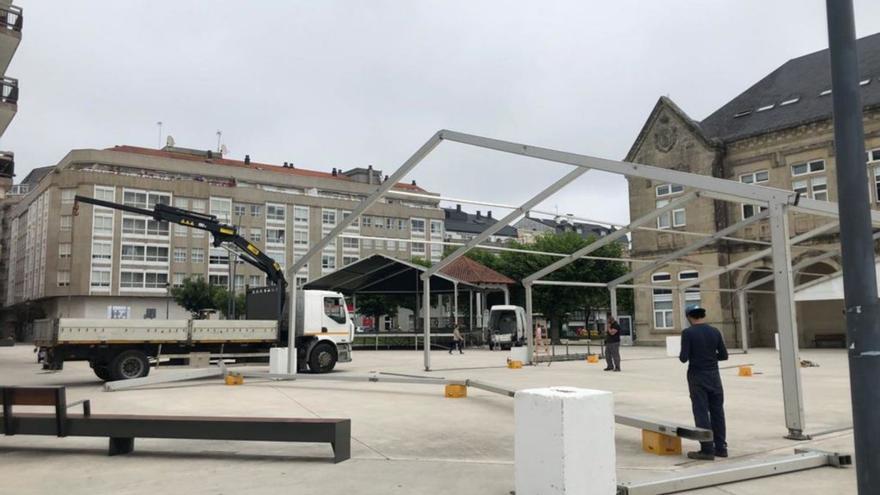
[604,315,622,372]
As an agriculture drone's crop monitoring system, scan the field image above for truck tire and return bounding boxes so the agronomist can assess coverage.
[109,350,151,381]
[308,342,337,373]
[93,366,113,382]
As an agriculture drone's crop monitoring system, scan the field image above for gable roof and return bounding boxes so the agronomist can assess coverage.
[443,207,518,237]
[625,96,717,162]
[106,145,426,192]
[440,256,515,285]
[700,32,880,142]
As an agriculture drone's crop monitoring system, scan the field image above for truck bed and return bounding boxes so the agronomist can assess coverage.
[33,319,278,345]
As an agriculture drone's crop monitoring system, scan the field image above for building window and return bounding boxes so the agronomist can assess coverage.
[739,170,769,184]
[121,271,145,288]
[93,214,113,236]
[362,216,372,228]
[294,229,308,245]
[147,192,171,209]
[173,273,186,287]
[866,148,880,164]
[375,240,385,250]
[191,199,206,213]
[122,218,145,235]
[208,274,228,287]
[209,248,228,265]
[387,239,398,251]
[672,208,686,227]
[412,242,425,255]
[123,191,148,209]
[145,272,168,288]
[651,272,673,329]
[173,247,187,263]
[266,250,286,271]
[267,228,286,244]
[411,219,426,234]
[250,228,262,243]
[94,186,115,202]
[679,271,701,306]
[793,177,828,201]
[121,244,145,261]
[250,204,262,217]
[234,275,245,291]
[57,271,71,287]
[742,204,768,220]
[398,219,406,230]
[92,241,112,261]
[322,255,336,271]
[362,238,373,250]
[59,243,72,259]
[343,237,359,249]
[146,220,169,236]
[248,275,262,287]
[267,203,286,222]
[655,184,684,197]
[655,200,671,228]
[294,206,309,224]
[146,246,169,263]
[60,215,73,231]
[60,188,77,205]
[210,197,232,222]
[295,276,308,288]
[234,204,247,217]
[343,256,359,266]
[791,159,825,176]
[322,209,337,226]
[191,247,205,263]
[91,269,111,288]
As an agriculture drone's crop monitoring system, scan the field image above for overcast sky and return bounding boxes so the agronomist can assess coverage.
[5,1,880,224]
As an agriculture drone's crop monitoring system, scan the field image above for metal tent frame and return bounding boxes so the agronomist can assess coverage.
[287,129,880,440]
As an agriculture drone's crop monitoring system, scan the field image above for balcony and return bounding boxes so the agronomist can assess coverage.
[0,4,21,76]
[0,76,16,136]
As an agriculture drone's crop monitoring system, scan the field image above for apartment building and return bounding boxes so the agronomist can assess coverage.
[0,144,443,338]
[443,205,518,245]
[626,32,880,347]
[515,214,614,245]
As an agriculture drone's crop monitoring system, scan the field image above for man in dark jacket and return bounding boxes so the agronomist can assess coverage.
[604,315,622,371]
[679,304,728,460]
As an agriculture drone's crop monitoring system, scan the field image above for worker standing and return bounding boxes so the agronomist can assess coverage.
[450,324,464,354]
[679,304,728,460]
[604,315,622,372]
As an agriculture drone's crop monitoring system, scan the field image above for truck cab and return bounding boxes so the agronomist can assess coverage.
[297,290,354,372]
[487,305,527,350]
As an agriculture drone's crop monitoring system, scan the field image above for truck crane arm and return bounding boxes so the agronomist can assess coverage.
[73,195,287,289]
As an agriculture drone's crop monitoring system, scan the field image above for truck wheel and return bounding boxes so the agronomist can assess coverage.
[109,350,150,381]
[93,366,113,381]
[308,343,337,373]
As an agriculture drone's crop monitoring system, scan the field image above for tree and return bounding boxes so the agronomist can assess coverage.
[170,276,227,318]
[459,232,630,342]
[213,290,247,319]
[356,294,399,331]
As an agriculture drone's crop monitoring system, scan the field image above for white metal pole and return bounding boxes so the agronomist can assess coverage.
[287,280,297,374]
[737,290,749,353]
[423,276,431,371]
[609,288,618,320]
[453,282,459,327]
[503,286,510,305]
[768,201,807,439]
[525,283,534,363]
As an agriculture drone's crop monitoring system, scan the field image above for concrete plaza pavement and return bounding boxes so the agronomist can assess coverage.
[0,344,857,494]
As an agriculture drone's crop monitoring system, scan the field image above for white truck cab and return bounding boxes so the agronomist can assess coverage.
[294,290,354,372]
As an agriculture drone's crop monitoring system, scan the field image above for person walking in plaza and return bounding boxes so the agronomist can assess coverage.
[679,304,728,460]
[604,315,622,372]
[450,324,464,354]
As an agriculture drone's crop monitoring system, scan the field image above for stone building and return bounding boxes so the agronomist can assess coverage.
[0,144,443,339]
[626,32,880,347]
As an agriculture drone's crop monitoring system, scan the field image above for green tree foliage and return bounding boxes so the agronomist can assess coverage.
[170,276,245,319]
[458,232,630,341]
[356,294,399,329]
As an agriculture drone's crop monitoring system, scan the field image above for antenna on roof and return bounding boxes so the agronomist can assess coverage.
[156,121,163,148]
[216,130,222,152]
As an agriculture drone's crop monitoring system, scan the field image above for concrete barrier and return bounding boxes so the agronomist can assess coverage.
[515,387,615,494]
[270,347,294,375]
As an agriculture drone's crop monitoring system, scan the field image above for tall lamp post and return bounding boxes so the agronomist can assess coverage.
[825,2,880,492]
[165,282,170,319]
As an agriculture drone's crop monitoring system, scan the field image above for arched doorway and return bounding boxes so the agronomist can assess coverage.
[794,261,844,348]
[743,268,776,348]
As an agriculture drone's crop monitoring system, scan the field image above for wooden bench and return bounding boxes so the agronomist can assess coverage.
[1,386,350,463]
[813,333,846,348]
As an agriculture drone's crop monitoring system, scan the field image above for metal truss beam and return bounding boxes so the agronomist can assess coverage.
[608,209,770,288]
[523,192,698,284]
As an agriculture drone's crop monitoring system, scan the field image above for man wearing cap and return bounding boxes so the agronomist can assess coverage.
[679,303,728,460]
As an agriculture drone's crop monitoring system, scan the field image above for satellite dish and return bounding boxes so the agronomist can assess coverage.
[166,135,176,147]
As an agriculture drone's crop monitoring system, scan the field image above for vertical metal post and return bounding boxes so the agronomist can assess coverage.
[469,290,474,331]
[826,4,880,491]
[609,288,618,319]
[768,201,807,439]
[503,286,510,305]
[525,283,534,363]
[287,281,297,374]
[677,287,687,330]
[423,276,431,371]
[453,282,459,326]
[737,290,749,353]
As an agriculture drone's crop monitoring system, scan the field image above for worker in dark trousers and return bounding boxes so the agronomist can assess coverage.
[679,304,728,460]
[604,315,622,371]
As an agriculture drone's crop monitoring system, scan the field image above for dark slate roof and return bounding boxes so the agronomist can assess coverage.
[303,254,478,293]
[700,32,880,142]
[443,207,518,237]
[20,166,54,186]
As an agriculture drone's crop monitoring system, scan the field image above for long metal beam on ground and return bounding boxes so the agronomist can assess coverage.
[678,222,839,290]
[523,192,698,285]
[608,210,770,288]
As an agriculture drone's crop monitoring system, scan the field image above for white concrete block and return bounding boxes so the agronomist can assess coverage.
[510,346,529,364]
[515,387,616,495]
[270,347,295,375]
[666,336,681,357]
[775,332,779,351]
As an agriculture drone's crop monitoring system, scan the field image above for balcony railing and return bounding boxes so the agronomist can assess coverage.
[0,5,22,33]
[8,184,29,196]
[1,77,17,104]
